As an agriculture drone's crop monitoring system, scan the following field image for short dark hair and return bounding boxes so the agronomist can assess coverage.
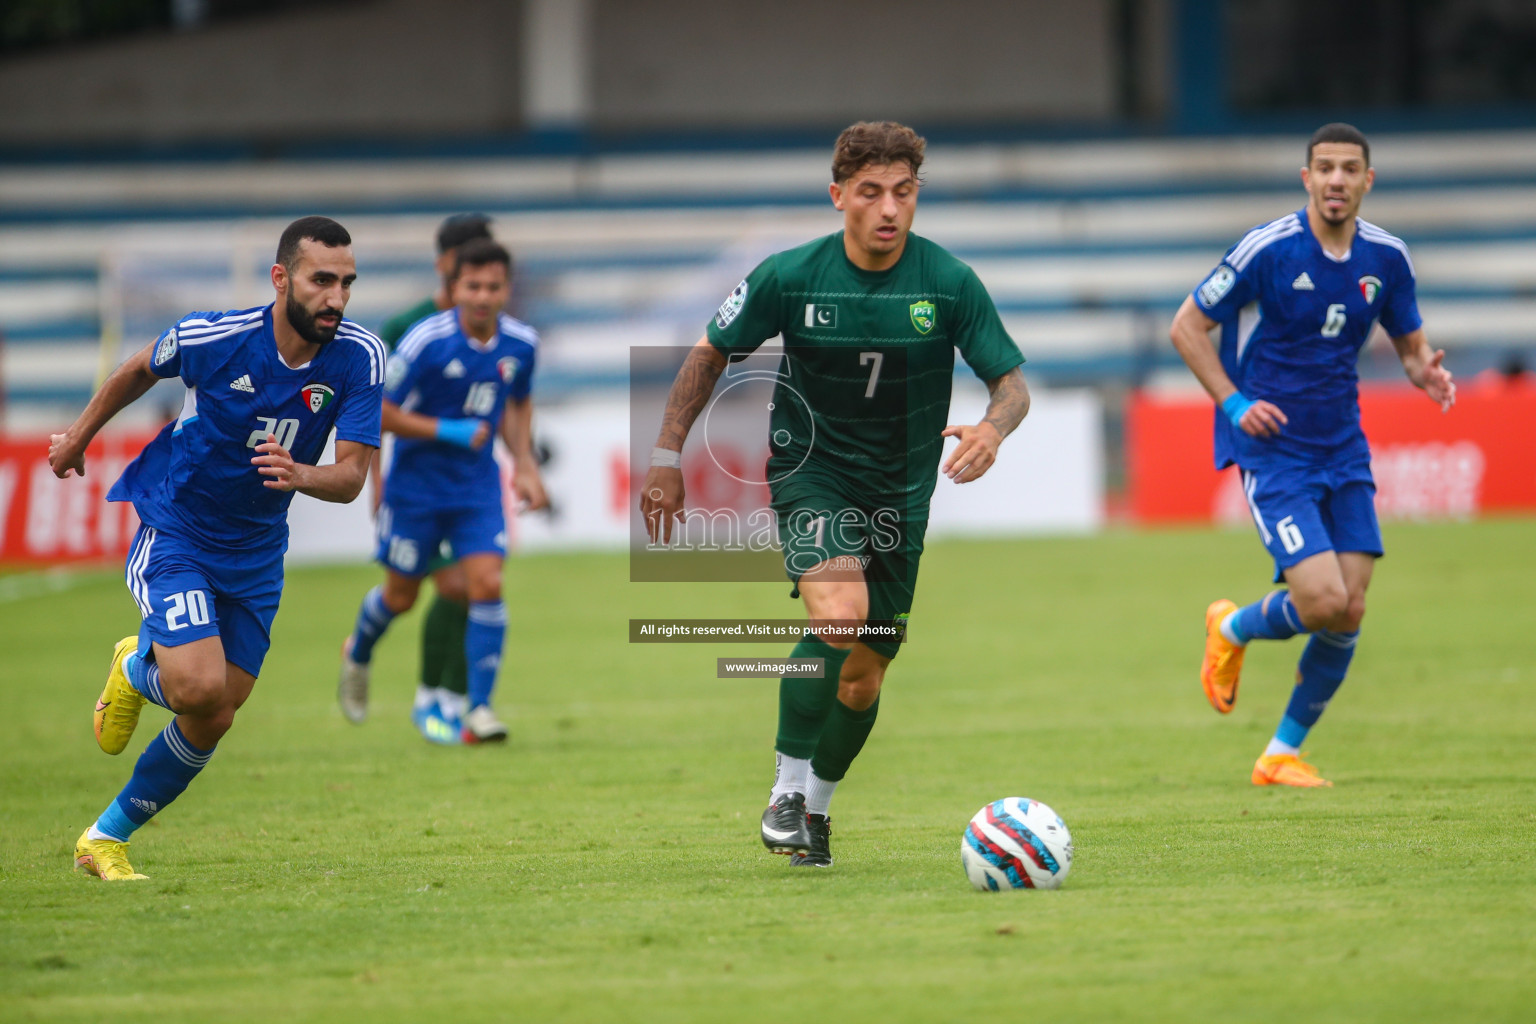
[276,216,351,270]
[1308,123,1370,167]
[451,237,512,281]
[436,213,494,254]
[832,121,926,184]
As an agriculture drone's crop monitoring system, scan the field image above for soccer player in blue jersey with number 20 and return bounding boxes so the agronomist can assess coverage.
[338,238,545,744]
[49,217,386,880]
[1170,123,1456,788]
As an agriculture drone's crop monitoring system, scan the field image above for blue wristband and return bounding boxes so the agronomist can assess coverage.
[1220,393,1254,428]
[436,418,481,449]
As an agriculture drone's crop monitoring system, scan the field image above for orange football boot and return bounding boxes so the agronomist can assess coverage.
[1252,752,1332,788]
[1200,599,1245,714]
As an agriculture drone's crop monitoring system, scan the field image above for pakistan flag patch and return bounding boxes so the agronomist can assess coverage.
[909,301,936,335]
[301,382,335,414]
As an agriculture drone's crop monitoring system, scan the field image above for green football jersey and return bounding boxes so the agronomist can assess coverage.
[705,231,1024,506]
[378,296,440,351]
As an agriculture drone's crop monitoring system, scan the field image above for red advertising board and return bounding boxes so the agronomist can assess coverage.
[1128,379,1536,524]
[0,433,155,565]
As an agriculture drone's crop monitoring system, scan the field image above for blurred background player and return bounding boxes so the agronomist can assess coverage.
[339,238,546,744]
[1170,123,1456,788]
[359,212,497,742]
[49,217,384,879]
[641,122,1029,867]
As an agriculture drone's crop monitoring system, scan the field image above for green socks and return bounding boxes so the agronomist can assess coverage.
[775,634,849,759]
[811,698,880,783]
[420,594,469,696]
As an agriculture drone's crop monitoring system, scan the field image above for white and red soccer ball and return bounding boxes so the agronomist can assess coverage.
[961,797,1073,891]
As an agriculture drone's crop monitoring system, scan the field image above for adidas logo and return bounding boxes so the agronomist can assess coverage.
[230,374,256,392]
[1292,272,1315,291]
[130,797,159,814]
[444,359,466,378]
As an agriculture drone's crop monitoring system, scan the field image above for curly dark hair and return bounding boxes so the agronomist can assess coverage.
[832,121,926,184]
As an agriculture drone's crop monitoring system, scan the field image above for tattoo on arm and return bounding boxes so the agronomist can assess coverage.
[981,367,1030,439]
[656,345,727,451]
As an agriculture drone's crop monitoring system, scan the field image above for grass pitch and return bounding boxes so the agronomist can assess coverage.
[2,520,1534,1022]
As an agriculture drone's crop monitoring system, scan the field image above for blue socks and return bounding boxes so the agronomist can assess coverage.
[1273,629,1358,750]
[465,600,506,710]
[349,585,396,664]
[124,651,172,710]
[1226,590,1305,644]
[91,720,215,841]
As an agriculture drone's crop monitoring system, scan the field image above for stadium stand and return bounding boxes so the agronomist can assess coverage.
[3,132,1535,428]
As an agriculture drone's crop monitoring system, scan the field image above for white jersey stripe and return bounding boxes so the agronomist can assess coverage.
[395,314,458,363]
[179,321,263,347]
[337,322,387,386]
[1357,220,1416,277]
[126,527,156,618]
[1227,214,1299,267]
[1228,215,1303,271]
[1242,471,1273,546]
[175,310,263,332]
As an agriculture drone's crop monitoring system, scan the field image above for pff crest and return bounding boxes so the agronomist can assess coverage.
[300,382,335,414]
[909,301,936,335]
[1358,275,1383,304]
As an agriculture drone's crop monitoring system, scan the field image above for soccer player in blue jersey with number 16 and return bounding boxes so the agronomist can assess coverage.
[1170,123,1456,788]
[338,238,545,745]
[49,217,386,880]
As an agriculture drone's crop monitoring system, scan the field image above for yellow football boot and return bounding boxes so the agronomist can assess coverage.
[1253,752,1332,788]
[95,636,147,755]
[1200,599,1245,714]
[74,829,148,881]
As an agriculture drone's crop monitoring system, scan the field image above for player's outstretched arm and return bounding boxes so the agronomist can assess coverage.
[48,343,161,479]
[1169,296,1287,438]
[1391,328,1455,413]
[252,436,373,502]
[382,399,490,450]
[941,367,1030,484]
[502,396,548,511]
[640,336,727,544]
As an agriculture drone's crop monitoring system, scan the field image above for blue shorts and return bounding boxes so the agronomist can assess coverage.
[375,501,505,577]
[124,523,284,678]
[1238,461,1383,582]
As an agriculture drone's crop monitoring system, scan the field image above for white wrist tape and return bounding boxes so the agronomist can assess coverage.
[650,447,683,468]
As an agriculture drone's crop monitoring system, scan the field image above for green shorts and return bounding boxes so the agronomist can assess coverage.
[771,472,924,660]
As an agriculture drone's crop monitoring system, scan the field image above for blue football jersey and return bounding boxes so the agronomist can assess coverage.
[1192,209,1421,469]
[382,309,537,510]
[108,304,386,550]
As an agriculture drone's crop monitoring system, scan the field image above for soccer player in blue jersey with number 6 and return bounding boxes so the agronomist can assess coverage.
[1170,124,1456,787]
[49,217,385,880]
[338,238,545,744]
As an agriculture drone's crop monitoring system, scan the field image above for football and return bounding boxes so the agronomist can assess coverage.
[960,797,1073,891]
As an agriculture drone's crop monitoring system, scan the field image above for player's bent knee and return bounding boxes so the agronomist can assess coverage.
[162,671,226,716]
[1295,586,1348,630]
[838,674,882,711]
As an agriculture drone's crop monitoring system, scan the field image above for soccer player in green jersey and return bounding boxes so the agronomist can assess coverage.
[641,122,1030,867]
[340,213,495,741]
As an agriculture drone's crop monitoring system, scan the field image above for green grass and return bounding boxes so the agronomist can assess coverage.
[3,521,1534,1022]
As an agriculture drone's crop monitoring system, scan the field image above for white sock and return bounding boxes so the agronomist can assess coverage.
[87,824,115,842]
[805,770,839,817]
[1264,737,1300,757]
[413,685,436,711]
[437,690,468,722]
[1219,611,1246,646]
[771,753,810,801]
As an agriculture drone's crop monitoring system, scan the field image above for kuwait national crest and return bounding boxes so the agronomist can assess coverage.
[300,382,335,414]
[1358,275,1383,304]
[909,301,936,335]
